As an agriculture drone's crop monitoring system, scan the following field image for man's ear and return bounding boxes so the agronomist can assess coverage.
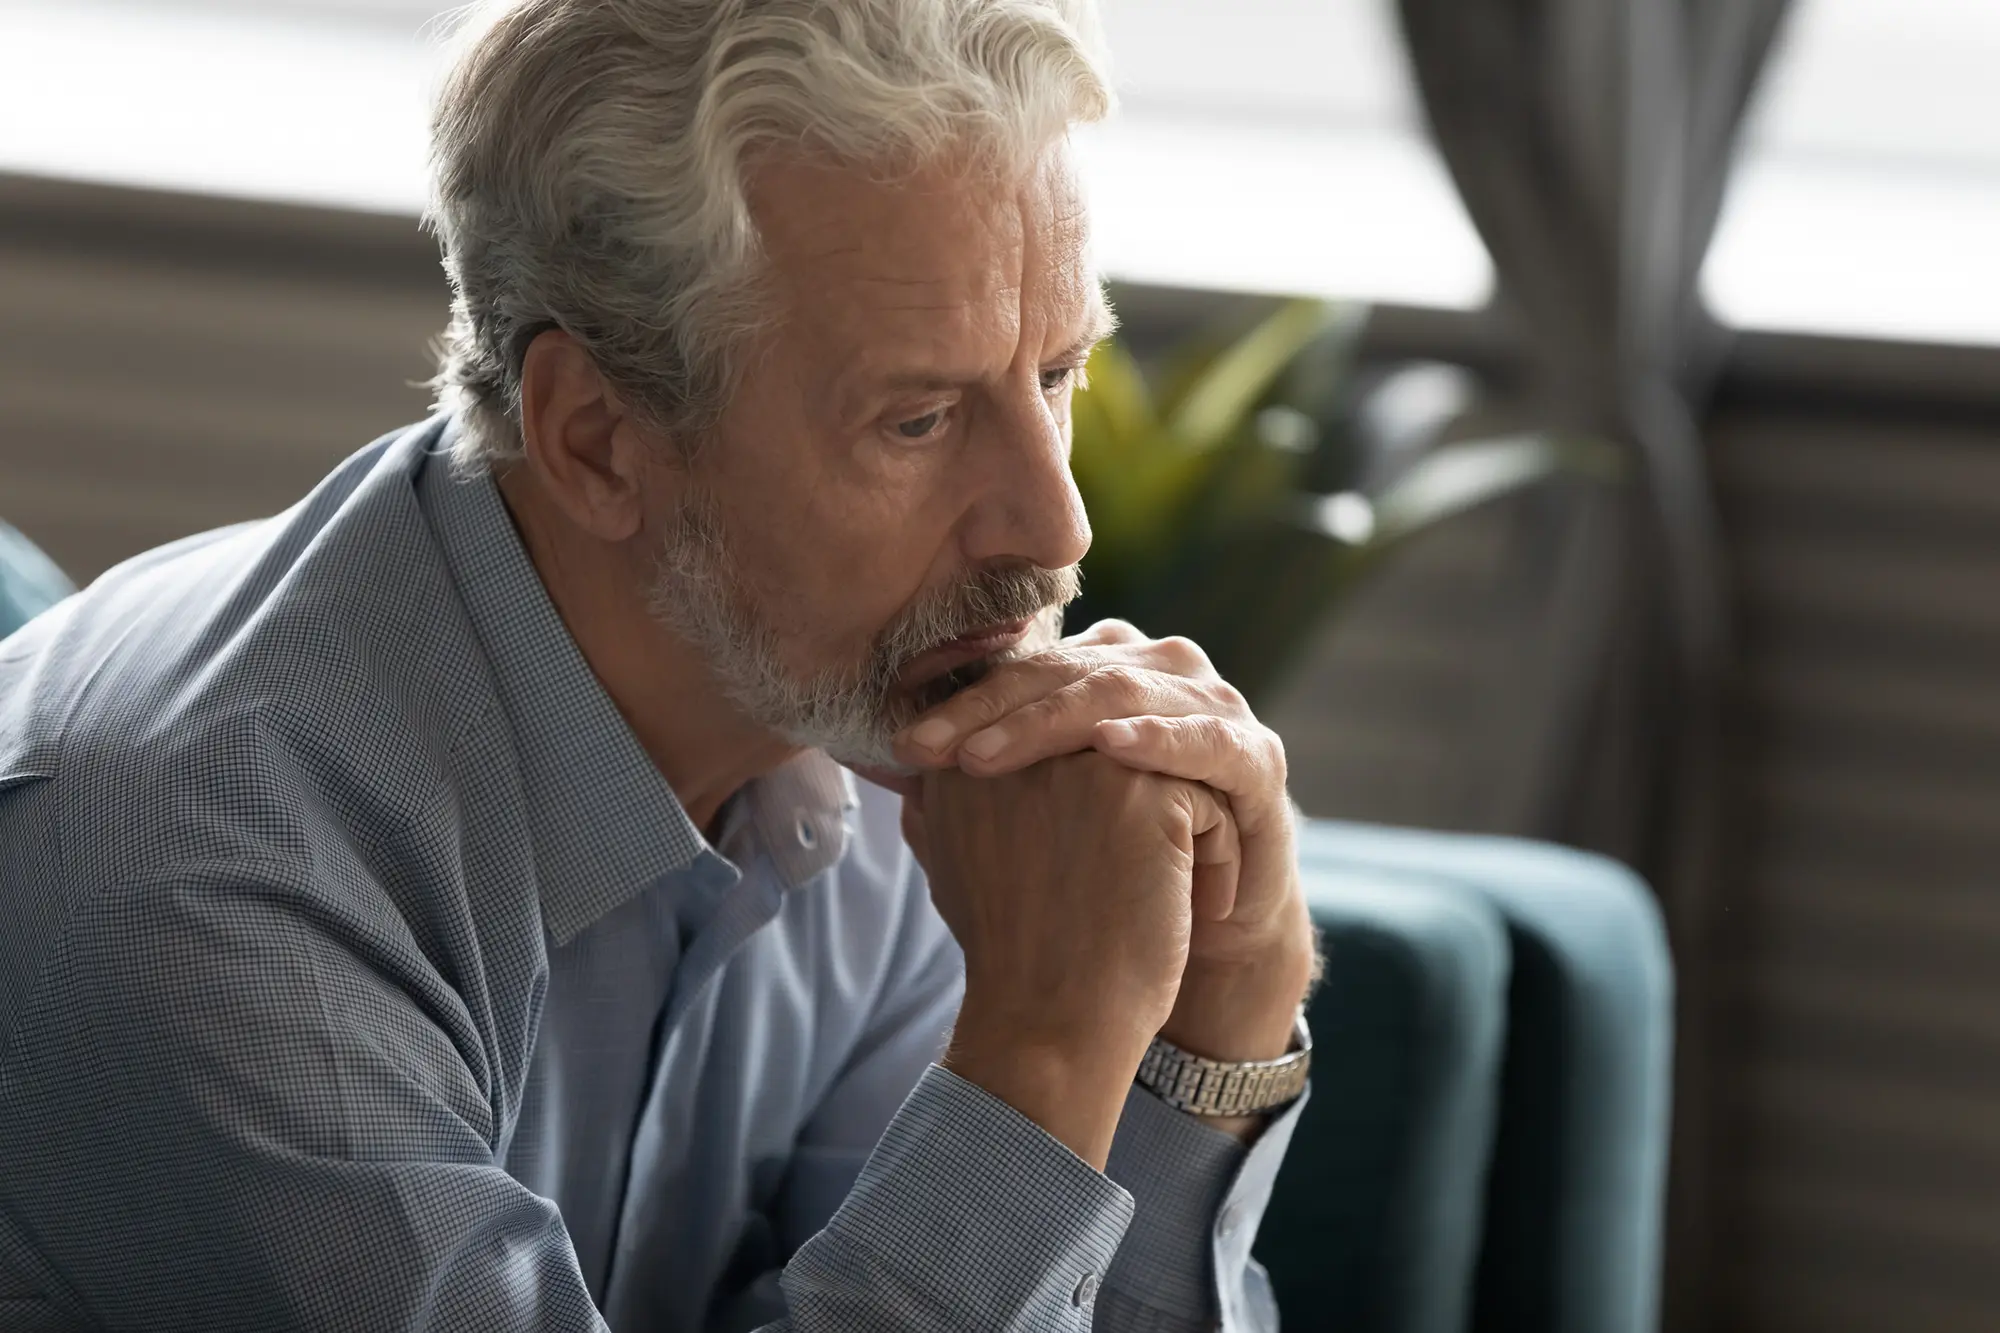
[516,328,660,543]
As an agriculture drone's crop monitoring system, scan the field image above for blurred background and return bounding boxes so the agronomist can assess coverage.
[1,1,1996,1330]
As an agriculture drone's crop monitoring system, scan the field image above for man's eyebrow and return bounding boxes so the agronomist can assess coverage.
[872,368,983,394]
[1056,295,1120,362]
[859,294,1119,396]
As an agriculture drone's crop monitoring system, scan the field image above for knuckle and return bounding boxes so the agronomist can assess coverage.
[1155,635,1212,674]
[1262,725,1289,779]
[953,655,1073,726]
[1192,713,1235,748]
[1086,662,1151,707]
[955,687,1010,729]
[1092,618,1144,643]
[1207,677,1248,716]
[1033,646,1097,675]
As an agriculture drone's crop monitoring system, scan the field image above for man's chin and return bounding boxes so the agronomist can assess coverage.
[807,604,1068,782]
[803,672,971,783]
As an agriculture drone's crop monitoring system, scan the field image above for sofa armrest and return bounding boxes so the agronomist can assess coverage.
[1297,821,1674,1333]
[0,521,73,641]
[1256,864,1510,1333]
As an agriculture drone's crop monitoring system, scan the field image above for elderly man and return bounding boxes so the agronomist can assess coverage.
[0,1,1318,1329]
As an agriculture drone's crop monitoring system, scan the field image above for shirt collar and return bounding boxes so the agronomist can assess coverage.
[417,420,703,944]
[735,750,861,889]
[413,419,858,941]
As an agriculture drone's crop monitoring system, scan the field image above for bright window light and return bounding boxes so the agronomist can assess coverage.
[0,0,440,215]
[0,0,1493,311]
[10,0,1990,346]
[1083,0,1492,309]
[1704,0,2000,347]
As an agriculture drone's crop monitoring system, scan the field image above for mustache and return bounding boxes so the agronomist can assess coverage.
[878,562,1082,667]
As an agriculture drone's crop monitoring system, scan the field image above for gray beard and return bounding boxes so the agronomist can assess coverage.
[646,490,1077,771]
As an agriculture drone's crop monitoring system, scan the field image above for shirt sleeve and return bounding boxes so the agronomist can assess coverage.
[729,836,1305,1333]
[772,1066,1136,1331]
[718,845,1140,1332]
[0,865,611,1333]
[1100,1081,1311,1332]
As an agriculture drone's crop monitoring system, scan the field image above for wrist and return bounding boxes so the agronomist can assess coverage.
[944,1004,1154,1171]
[1151,929,1312,1142]
[1162,920,1316,1063]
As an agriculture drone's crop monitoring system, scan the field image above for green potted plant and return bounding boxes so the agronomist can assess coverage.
[1067,297,1615,704]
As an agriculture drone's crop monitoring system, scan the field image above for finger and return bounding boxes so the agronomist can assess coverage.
[892,648,1105,765]
[1093,714,1288,837]
[951,665,1193,776]
[891,622,1202,765]
[1108,717,1294,930]
[1183,782,1241,923]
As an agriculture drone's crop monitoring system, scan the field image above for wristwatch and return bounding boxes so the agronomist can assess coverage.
[1135,1008,1312,1117]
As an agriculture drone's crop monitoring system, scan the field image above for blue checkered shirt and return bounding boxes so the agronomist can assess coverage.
[0,418,1302,1331]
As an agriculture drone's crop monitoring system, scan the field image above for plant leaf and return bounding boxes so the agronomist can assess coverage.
[1153,330,1237,424]
[1165,298,1335,455]
[1305,434,1622,554]
[1068,339,1172,587]
[1074,338,1155,462]
[1273,301,1370,422]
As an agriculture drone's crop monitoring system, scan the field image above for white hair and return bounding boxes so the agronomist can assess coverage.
[426,0,1114,470]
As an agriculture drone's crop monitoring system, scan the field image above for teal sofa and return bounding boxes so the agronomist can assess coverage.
[1262,823,1674,1332]
[0,523,1669,1331]
[0,522,71,642]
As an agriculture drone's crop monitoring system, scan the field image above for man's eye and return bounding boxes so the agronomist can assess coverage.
[896,410,947,440]
[1040,367,1077,394]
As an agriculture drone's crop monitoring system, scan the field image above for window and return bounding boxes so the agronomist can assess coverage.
[1078,0,1491,309]
[0,0,440,214]
[0,0,1493,310]
[16,1,1987,346]
[1703,0,2000,346]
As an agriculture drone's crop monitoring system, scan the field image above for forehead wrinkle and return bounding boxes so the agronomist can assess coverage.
[800,251,1021,313]
[845,277,1012,308]
[764,151,1098,411]
[828,254,1026,377]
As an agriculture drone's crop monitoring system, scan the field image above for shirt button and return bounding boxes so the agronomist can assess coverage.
[1072,1271,1099,1310]
[795,816,817,849]
[1219,1201,1246,1237]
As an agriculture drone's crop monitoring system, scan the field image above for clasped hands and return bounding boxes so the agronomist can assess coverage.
[867,619,1317,1165]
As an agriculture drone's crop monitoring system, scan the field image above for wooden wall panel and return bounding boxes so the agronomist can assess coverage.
[0,178,447,583]
[1710,407,2000,1333]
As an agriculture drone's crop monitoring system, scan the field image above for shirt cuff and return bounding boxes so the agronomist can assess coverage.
[787,1064,1134,1329]
[1102,1080,1312,1331]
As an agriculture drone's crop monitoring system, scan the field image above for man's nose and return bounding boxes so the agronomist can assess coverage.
[962,389,1092,574]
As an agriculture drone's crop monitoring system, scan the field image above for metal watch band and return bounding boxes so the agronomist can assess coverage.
[1134,1008,1312,1117]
